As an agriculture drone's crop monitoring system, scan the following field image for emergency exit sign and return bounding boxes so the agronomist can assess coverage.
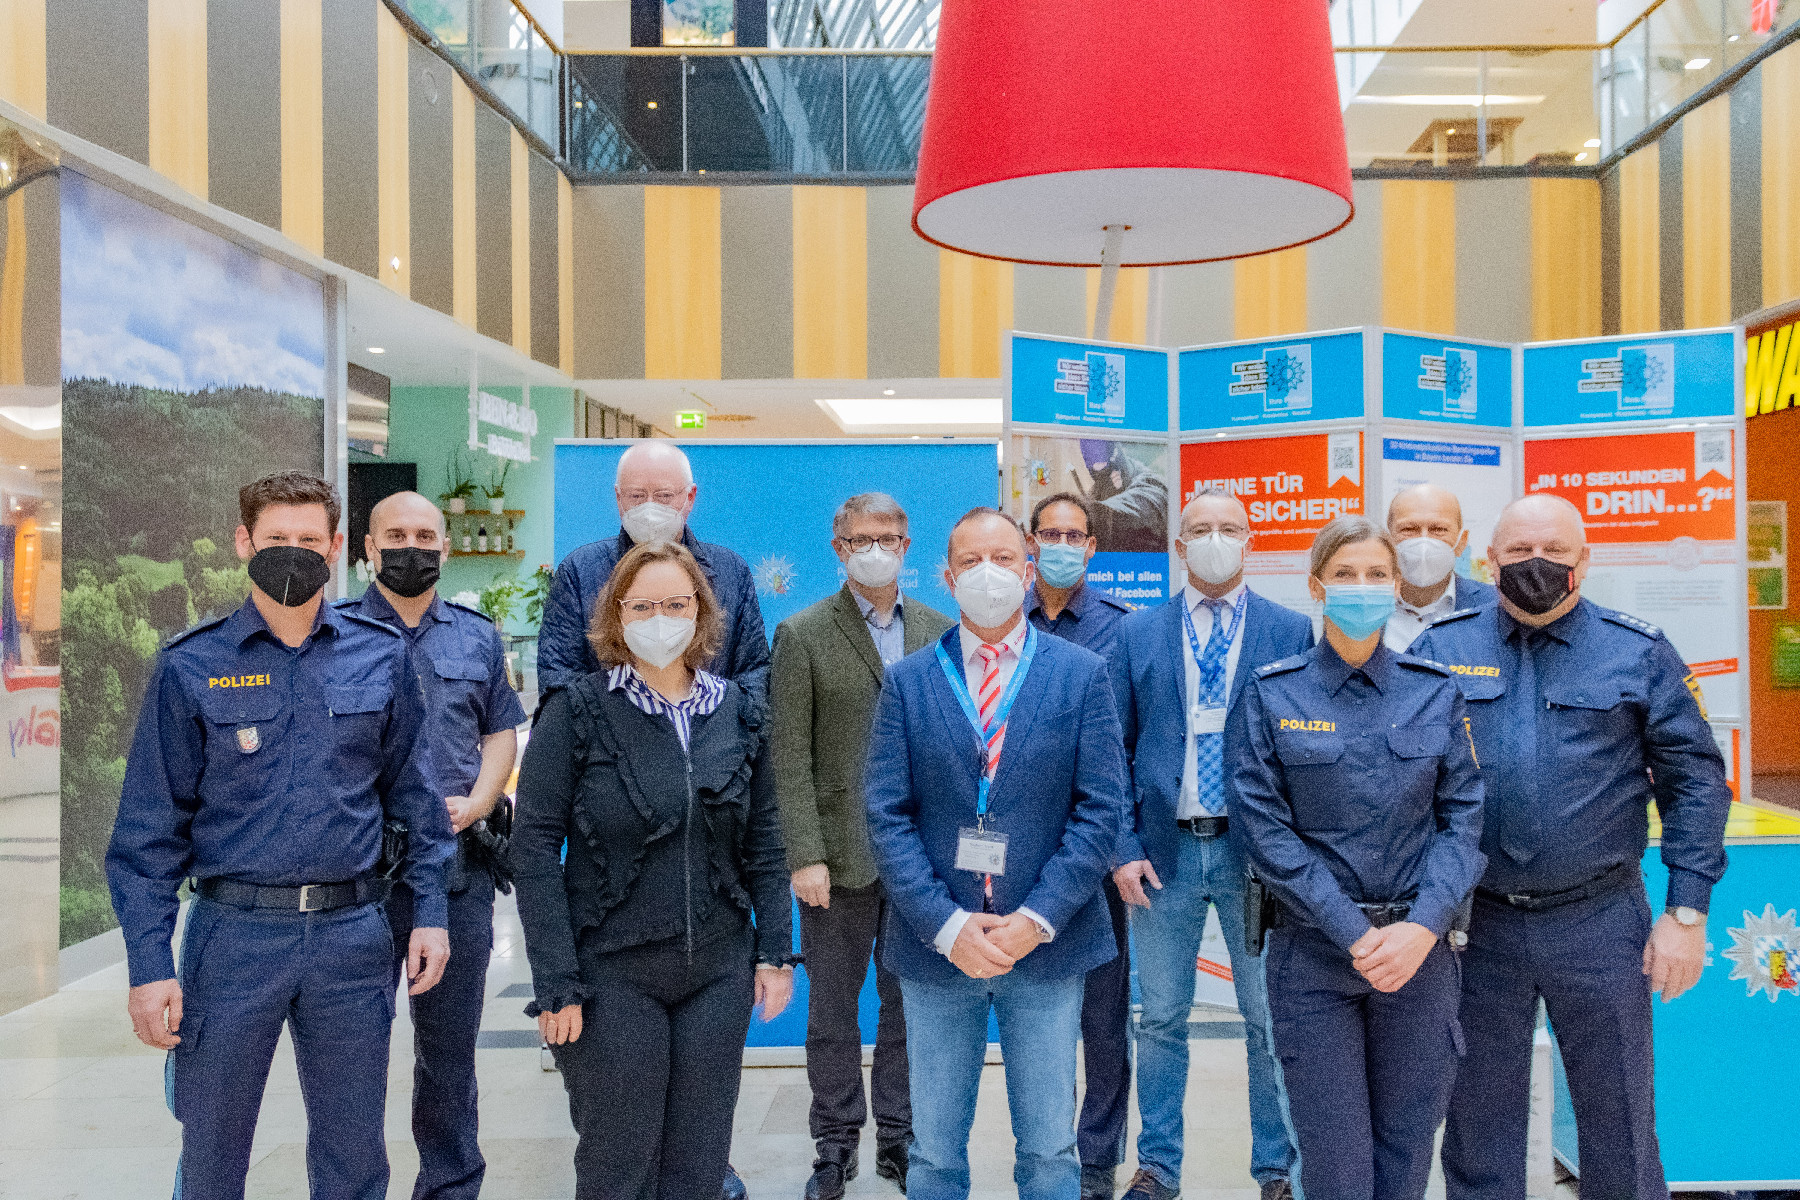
[676,410,707,430]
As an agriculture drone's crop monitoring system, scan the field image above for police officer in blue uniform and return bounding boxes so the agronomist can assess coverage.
[1412,494,1730,1200]
[106,471,454,1200]
[1021,491,1134,1200]
[1230,516,1487,1200]
[342,490,526,1200]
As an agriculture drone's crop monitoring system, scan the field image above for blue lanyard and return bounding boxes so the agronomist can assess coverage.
[934,624,1039,820]
[1182,591,1245,705]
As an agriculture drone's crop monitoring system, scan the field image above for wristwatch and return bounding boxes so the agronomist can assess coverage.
[1666,905,1703,927]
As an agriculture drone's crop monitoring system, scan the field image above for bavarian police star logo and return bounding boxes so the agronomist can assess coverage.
[236,725,261,754]
[1721,904,1800,1002]
[755,555,798,597]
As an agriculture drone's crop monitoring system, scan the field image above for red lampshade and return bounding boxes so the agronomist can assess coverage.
[913,0,1354,267]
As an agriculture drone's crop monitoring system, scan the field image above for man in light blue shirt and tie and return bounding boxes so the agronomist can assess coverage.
[1109,490,1312,1200]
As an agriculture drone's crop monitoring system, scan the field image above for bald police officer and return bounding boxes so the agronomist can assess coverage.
[342,491,525,1200]
[107,471,453,1200]
[1412,494,1731,1200]
[1383,483,1497,652]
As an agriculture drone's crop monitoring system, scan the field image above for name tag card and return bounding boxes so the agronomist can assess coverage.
[956,827,1009,876]
[1189,705,1227,735]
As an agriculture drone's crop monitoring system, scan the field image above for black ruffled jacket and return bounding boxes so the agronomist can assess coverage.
[512,674,796,1016]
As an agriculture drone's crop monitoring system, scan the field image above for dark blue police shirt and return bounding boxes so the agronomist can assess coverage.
[342,588,526,799]
[1411,598,1730,912]
[105,597,452,986]
[1025,581,1132,659]
[537,527,769,699]
[1228,639,1487,951]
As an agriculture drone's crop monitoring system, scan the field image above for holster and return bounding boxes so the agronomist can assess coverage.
[1244,870,1281,956]
[377,818,410,880]
[466,795,515,894]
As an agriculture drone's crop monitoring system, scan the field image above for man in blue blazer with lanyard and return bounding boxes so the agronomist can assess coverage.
[866,507,1127,1200]
[1384,483,1499,652]
[1111,489,1313,1200]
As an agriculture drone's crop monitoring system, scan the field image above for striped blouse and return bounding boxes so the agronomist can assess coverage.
[606,663,727,751]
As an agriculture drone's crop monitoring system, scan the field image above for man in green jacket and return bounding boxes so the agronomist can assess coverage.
[771,492,956,1200]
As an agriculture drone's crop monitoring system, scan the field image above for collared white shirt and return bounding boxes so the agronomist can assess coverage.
[934,614,1054,959]
[1179,581,1247,818]
[851,587,907,665]
[1383,583,1459,653]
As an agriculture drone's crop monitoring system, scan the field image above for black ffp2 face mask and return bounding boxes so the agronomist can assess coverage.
[248,544,332,607]
[375,546,442,598]
[1497,555,1576,615]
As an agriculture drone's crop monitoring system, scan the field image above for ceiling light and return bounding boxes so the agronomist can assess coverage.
[1352,94,1544,106]
[368,346,385,354]
[816,397,1001,434]
[647,100,658,109]
[0,407,60,435]
[1584,138,1601,148]
[1575,152,1588,161]
[883,388,896,395]
[1446,127,1456,135]
[390,255,401,271]
[1685,58,1711,70]
[1729,33,1740,42]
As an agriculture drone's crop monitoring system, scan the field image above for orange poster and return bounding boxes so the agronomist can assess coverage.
[1180,432,1365,553]
[1523,430,1735,543]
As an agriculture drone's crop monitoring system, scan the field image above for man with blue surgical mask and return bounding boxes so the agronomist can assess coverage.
[1384,483,1497,652]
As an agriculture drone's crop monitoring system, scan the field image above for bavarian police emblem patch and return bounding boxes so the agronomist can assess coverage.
[1722,904,1800,1002]
[236,726,261,754]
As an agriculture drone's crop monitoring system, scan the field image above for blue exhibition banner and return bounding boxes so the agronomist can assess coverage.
[1522,330,1737,426]
[1381,438,1503,467]
[1009,333,1170,434]
[1381,333,1513,428]
[1178,330,1366,430]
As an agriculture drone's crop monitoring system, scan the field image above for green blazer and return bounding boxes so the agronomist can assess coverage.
[769,584,955,888]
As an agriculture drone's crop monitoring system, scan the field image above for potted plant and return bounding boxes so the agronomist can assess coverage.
[478,574,524,632]
[482,460,511,515]
[523,563,553,629]
[442,448,477,514]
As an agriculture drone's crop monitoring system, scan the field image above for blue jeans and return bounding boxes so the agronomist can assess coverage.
[899,969,1084,1200]
[1132,831,1295,1187]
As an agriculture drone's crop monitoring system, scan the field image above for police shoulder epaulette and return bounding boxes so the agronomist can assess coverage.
[162,614,230,649]
[1598,608,1662,640]
[1256,654,1308,678]
[1395,654,1452,676]
[337,607,407,638]
[1433,606,1484,625]
[443,599,491,621]
[331,595,359,608]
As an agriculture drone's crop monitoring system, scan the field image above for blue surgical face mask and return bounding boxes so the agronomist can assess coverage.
[1322,583,1395,640]
[1035,543,1088,589]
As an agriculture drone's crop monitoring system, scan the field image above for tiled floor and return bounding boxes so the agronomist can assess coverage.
[1,895,1465,1200]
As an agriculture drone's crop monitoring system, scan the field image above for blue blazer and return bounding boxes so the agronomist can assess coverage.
[864,625,1128,984]
[1111,588,1315,882]
[1451,573,1498,611]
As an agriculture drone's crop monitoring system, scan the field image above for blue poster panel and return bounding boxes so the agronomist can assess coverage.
[1179,330,1366,430]
[1381,333,1513,428]
[1009,333,1171,434]
[1522,330,1737,426]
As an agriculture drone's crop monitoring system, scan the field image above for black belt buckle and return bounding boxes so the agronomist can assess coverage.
[297,884,325,913]
[1181,815,1228,839]
[1358,902,1411,928]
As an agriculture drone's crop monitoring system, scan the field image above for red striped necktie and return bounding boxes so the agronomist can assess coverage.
[977,642,1006,775]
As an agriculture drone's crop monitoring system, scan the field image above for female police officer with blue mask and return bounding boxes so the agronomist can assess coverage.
[1227,516,1487,1200]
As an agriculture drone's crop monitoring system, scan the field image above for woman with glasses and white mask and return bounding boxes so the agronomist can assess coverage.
[1226,515,1486,1200]
[513,540,796,1200]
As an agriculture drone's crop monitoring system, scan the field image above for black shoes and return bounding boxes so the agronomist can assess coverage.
[1258,1179,1293,1200]
[804,1149,859,1200]
[873,1141,909,1192]
[724,1164,748,1200]
[1081,1163,1118,1200]
[1120,1168,1180,1200]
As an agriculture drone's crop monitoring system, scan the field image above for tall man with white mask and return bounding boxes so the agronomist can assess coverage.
[1109,489,1312,1200]
[865,508,1126,1200]
[1384,483,1498,652]
[538,442,771,704]
[770,493,955,1199]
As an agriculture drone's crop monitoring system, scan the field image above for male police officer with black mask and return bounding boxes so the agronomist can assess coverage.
[1412,494,1730,1200]
[344,489,526,1200]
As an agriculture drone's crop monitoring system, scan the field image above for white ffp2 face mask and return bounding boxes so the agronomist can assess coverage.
[1183,532,1246,585]
[623,614,696,669]
[845,545,901,588]
[952,561,1027,628]
[1396,536,1457,588]
[620,501,685,545]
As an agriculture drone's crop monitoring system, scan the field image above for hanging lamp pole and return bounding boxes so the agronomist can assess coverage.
[1091,224,1128,340]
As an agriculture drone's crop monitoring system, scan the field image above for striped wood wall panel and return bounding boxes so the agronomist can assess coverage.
[939,250,1012,377]
[279,0,324,254]
[791,186,868,378]
[1683,94,1732,328]
[1618,145,1661,333]
[1084,267,1150,343]
[1529,178,1602,340]
[644,185,722,379]
[376,3,409,296]
[0,0,46,119]
[451,74,477,326]
[510,126,530,353]
[0,192,24,384]
[559,173,574,376]
[148,0,207,197]
[1234,247,1308,339]
[1380,181,1455,333]
[1765,42,1800,307]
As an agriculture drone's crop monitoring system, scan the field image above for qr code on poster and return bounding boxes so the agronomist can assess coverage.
[1699,438,1726,465]
[1330,445,1356,471]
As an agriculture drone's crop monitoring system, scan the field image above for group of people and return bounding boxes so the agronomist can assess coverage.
[103,443,1732,1200]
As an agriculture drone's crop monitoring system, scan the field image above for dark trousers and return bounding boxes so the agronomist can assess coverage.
[1076,875,1131,1170]
[1442,884,1665,1200]
[1267,923,1463,1200]
[387,880,495,1200]
[552,923,756,1200]
[798,880,911,1158]
[167,896,394,1200]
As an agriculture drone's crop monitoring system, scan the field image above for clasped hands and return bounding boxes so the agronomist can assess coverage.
[1348,921,1438,992]
[948,911,1042,980]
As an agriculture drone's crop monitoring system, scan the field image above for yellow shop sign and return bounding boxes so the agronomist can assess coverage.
[1746,319,1800,417]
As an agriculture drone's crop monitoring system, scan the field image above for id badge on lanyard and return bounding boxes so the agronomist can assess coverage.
[934,626,1039,882]
[1184,594,1243,735]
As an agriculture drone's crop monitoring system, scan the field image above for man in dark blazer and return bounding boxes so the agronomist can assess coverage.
[1384,482,1499,652]
[866,508,1126,1200]
[771,493,955,1200]
[537,441,769,698]
[1110,489,1312,1200]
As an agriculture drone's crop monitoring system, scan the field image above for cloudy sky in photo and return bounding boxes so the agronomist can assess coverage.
[60,172,325,398]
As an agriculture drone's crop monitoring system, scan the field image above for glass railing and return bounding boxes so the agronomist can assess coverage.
[390,0,1800,178]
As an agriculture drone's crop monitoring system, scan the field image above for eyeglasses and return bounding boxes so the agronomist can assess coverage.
[841,534,904,552]
[1033,528,1091,547]
[619,489,685,507]
[618,595,696,618]
[1181,526,1248,541]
